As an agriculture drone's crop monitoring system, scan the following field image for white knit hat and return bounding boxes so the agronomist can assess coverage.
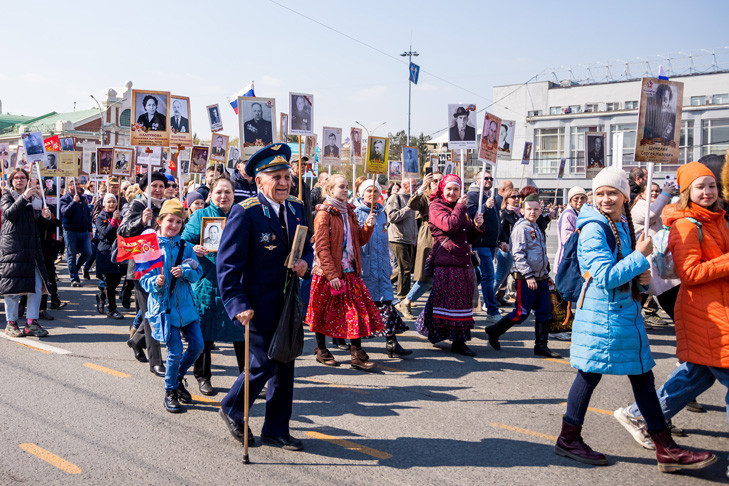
[592,167,630,200]
[103,193,117,204]
[357,179,382,198]
[567,186,587,201]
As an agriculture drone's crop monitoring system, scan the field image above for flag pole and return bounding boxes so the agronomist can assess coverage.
[298,136,303,199]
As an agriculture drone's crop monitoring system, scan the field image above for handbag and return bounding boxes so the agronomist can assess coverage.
[422,235,452,279]
[268,270,305,363]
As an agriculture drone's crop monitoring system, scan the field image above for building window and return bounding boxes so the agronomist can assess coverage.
[568,105,581,114]
[613,123,640,168]
[569,126,601,174]
[691,96,706,106]
[528,110,543,117]
[712,94,729,105]
[584,104,598,113]
[606,102,620,111]
[549,107,561,115]
[534,128,565,175]
[119,109,131,127]
[624,100,639,110]
[702,118,729,156]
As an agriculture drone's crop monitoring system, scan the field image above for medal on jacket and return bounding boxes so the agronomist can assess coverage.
[530,230,536,240]
[261,233,272,243]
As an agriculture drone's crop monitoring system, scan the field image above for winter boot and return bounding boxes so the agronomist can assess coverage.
[386,334,412,358]
[534,320,562,358]
[350,346,375,371]
[555,419,608,465]
[485,317,514,350]
[649,428,716,473]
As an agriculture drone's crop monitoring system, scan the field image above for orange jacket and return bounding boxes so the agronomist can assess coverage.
[313,202,373,281]
[664,203,729,367]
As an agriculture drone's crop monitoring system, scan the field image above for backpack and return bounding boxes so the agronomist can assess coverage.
[555,221,616,304]
[653,217,702,280]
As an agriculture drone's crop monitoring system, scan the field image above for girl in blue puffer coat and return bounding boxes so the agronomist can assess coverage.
[141,199,203,414]
[554,167,714,473]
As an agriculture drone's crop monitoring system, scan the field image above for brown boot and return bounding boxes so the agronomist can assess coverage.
[350,346,375,371]
[649,428,716,473]
[395,299,415,320]
[554,419,608,466]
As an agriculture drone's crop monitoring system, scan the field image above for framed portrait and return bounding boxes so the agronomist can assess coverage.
[498,120,515,155]
[40,151,59,177]
[169,95,192,147]
[190,146,209,174]
[201,217,226,252]
[21,131,45,166]
[112,147,134,177]
[57,151,78,178]
[350,128,363,163]
[635,78,684,164]
[443,159,455,176]
[478,112,502,163]
[131,89,170,146]
[289,92,314,136]
[280,113,289,142]
[585,132,606,171]
[15,145,27,170]
[365,136,389,175]
[448,103,478,150]
[207,104,223,132]
[322,127,342,166]
[429,154,439,173]
[402,146,419,177]
[285,225,309,269]
[521,142,533,165]
[240,97,276,148]
[134,146,162,174]
[227,146,241,171]
[388,160,402,181]
[209,133,229,163]
[96,148,113,176]
[60,137,75,151]
[0,142,9,176]
[304,135,317,160]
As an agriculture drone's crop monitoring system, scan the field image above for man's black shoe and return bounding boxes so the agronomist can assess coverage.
[219,408,256,445]
[127,339,148,363]
[197,378,215,396]
[50,300,68,309]
[176,378,192,404]
[260,434,304,451]
[164,390,183,413]
[150,365,166,377]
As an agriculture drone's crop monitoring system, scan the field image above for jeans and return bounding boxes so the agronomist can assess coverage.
[164,321,204,391]
[493,249,513,295]
[406,280,432,303]
[475,247,498,315]
[628,361,729,430]
[4,268,43,321]
[63,230,92,282]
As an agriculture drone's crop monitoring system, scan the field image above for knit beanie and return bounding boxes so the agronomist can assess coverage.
[140,171,169,191]
[158,199,186,221]
[103,193,117,205]
[592,167,630,200]
[568,186,587,201]
[677,161,714,193]
[186,191,204,207]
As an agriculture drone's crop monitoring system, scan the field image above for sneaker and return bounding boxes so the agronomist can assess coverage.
[106,310,124,320]
[50,300,68,309]
[71,281,82,288]
[394,300,415,320]
[667,419,686,437]
[5,321,23,338]
[24,320,49,338]
[613,406,654,450]
[549,332,572,341]
[643,314,666,326]
[686,399,706,413]
[484,314,502,324]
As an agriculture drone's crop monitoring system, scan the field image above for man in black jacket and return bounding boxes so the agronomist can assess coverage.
[231,159,257,204]
[467,170,508,322]
[60,179,92,286]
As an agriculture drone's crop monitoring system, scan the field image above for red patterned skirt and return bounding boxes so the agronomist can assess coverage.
[306,272,385,339]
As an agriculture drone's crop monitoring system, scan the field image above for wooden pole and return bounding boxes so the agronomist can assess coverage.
[460,149,465,181]
[477,161,487,214]
[518,164,526,190]
[370,174,377,210]
[298,136,303,199]
[644,163,654,239]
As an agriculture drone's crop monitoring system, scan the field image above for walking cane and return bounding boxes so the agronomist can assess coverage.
[243,318,251,464]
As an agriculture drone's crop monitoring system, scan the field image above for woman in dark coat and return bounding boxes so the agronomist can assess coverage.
[95,193,124,319]
[1,168,52,337]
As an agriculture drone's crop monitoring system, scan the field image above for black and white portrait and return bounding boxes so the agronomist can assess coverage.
[208,104,223,132]
[447,104,477,150]
[350,128,363,161]
[403,146,419,175]
[304,135,317,160]
[60,138,75,151]
[0,143,8,173]
[227,146,241,171]
[322,127,341,164]
[521,142,532,165]
[44,153,57,170]
[201,217,226,252]
[585,132,606,170]
[498,120,515,154]
[112,147,134,177]
[21,132,45,166]
[209,134,229,163]
[170,97,190,133]
[444,159,454,176]
[135,93,167,131]
[643,83,678,142]
[280,113,289,142]
[241,99,274,146]
[289,92,313,135]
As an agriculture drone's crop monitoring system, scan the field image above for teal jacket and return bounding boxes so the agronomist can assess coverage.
[182,204,244,342]
[570,206,654,375]
[140,234,202,329]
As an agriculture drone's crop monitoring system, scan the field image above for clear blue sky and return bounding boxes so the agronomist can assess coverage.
[2,0,727,141]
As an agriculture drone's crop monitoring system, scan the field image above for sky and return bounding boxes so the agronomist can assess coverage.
[2,0,728,143]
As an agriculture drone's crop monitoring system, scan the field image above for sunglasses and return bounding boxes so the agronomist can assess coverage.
[170,184,178,188]
[483,177,493,181]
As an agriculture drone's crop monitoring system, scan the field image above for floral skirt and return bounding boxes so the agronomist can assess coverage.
[416,266,475,343]
[306,273,385,339]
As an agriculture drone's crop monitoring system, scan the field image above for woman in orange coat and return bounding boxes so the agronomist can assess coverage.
[306,175,384,370]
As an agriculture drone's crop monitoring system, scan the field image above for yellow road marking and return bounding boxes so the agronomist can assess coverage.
[16,342,52,354]
[83,363,130,378]
[19,443,81,474]
[490,422,558,442]
[543,358,569,364]
[560,402,613,416]
[301,378,369,394]
[376,363,406,373]
[306,431,392,460]
[191,394,221,406]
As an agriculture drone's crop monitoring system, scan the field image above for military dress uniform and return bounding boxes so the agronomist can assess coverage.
[244,118,273,145]
[216,143,313,444]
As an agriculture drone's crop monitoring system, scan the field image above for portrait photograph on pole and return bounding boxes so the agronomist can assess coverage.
[21,131,45,166]
[289,92,314,135]
[321,127,342,166]
[190,146,209,175]
[498,120,515,155]
[112,147,134,178]
[279,113,289,142]
[365,136,389,175]
[207,104,224,133]
[402,146,420,177]
[585,132,606,173]
[209,133,230,165]
[169,96,192,147]
[96,147,113,176]
[239,97,276,162]
[521,142,533,165]
[635,77,684,164]
[350,128,363,163]
[447,104,478,150]
[388,160,402,181]
[131,90,171,146]
[478,112,502,163]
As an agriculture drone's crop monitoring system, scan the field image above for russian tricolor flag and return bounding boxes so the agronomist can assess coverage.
[227,81,255,114]
[134,248,164,280]
[658,65,669,81]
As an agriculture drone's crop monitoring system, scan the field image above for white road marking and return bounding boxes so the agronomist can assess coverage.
[0,333,72,355]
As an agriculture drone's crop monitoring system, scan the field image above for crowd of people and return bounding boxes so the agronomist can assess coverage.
[2,143,729,474]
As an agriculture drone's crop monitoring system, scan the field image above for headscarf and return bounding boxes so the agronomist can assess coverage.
[430,174,462,202]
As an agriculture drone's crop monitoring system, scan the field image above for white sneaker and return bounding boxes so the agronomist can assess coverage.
[614,406,654,450]
[483,314,502,323]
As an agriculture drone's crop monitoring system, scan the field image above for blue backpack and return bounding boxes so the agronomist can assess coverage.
[555,221,616,303]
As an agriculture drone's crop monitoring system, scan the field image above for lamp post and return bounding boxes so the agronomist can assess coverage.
[400,46,419,146]
[90,95,105,145]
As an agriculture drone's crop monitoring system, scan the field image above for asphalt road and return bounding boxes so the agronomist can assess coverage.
[0,222,727,485]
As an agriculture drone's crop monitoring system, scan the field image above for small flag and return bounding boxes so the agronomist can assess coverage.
[409,62,420,85]
[227,81,255,114]
[658,65,669,80]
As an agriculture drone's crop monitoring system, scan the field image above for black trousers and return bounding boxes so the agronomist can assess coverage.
[193,340,245,380]
[102,274,122,312]
[130,280,162,367]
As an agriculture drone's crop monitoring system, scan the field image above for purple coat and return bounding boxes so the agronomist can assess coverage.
[428,198,483,267]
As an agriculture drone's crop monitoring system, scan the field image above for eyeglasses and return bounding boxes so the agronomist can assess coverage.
[171,184,178,188]
[483,177,493,181]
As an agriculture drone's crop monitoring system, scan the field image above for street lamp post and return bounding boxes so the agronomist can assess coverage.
[90,95,105,145]
[400,46,419,146]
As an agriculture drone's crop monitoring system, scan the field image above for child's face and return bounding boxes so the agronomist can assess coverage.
[594,186,625,219]
[690,176,717,208]
[159,214,183,237]
[523,201,541,222]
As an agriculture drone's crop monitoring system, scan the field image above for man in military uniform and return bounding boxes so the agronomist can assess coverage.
[244,102,273,145]
[217,143,313,451]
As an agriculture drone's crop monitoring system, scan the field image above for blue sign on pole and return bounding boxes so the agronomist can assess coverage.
[409,62,420,85]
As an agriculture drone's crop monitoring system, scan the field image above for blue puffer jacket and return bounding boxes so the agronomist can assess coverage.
[353,197,392,302]
[570,205,654,375]
[140,234,202,329]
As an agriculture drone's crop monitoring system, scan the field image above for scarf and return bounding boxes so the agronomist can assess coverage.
[325,196,355,266]
[507,204,521,217]
[430,174,462,202]
[11,188,43,210]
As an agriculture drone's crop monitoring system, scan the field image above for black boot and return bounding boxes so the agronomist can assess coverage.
[485,317,514,350]
[164,390,183,413]
[534,320,562,358]
[385,334,412,358]
[176,378,192,404]
[96,293,106,314]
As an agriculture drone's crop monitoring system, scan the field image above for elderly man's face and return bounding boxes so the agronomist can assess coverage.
[456,115,468,131]
[173,101,181,116]
[594,138,602,150]
[257,168,291,204]
[487,122,498,142]
[215,137,224,148]
[252,104,262,121]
